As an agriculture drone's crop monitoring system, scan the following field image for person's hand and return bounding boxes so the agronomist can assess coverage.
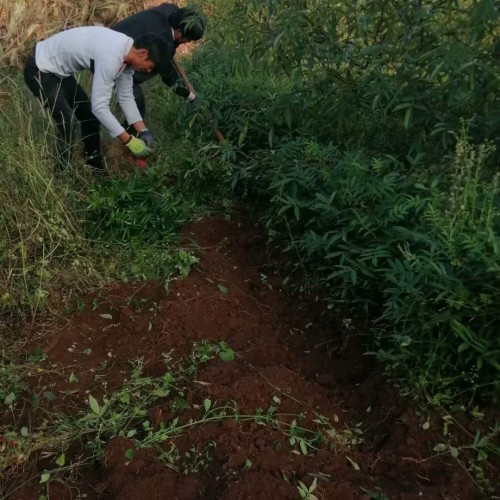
[138,129,154,148]
[189,94,202,111]
[124,136,151,157]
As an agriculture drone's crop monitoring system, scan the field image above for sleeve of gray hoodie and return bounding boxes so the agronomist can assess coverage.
[91,64,141,137]
[115,67,143,128]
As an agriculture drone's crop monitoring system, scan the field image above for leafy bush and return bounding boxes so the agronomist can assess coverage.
[177,0,500,402]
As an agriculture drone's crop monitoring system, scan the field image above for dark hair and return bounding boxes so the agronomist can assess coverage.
[169,7,205,41]
[133,33,173,72]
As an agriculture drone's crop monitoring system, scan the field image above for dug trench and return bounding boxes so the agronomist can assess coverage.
[2,215,493,499]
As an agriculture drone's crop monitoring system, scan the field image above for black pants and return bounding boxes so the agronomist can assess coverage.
[23,50,103,170]
[122,67,179,134]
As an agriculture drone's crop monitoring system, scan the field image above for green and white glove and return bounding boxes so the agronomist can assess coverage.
[124,136,151,157]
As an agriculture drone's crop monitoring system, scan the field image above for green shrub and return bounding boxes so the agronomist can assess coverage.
[175,0,500,402]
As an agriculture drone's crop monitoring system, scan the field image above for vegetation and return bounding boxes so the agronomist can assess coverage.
[0,0,499,421]
[179,0,500,404]
[1,1,500,496]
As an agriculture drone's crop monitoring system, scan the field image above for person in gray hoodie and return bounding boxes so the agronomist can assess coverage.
[24,26,172,172]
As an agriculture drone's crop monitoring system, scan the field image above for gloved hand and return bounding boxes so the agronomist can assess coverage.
[124,136,151,157]
[172,83,190,99]
[138,129,154,148]
[189,94,202,112]
[190,95,201,105]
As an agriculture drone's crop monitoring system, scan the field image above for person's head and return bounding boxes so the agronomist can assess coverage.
[126,33,172,73]
[169,7,205,44]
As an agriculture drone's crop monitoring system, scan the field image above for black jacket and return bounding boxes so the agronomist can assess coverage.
[112,3,179,86]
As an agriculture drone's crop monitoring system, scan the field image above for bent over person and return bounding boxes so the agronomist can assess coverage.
[23,26,172,172]
[113,4,205,132]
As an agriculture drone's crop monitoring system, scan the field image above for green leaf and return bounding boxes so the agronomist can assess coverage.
[299,440,308,455]
[294,205,300,220]
[268,126,274,147]
[55,453,65,467]
[125,449,134,460]
[238,121,248,146]
[43,391,56,402]
[429,61,444,81]
[40,472,51,483]
[203,398,212,412]
[89,395,100,415]
[403,107,412,129]
[4,393,16,405]
[173,396,190,411]
[217,284,229,294]
[219,347,234,362]
[433,443,448,452]
[20,426,29,437]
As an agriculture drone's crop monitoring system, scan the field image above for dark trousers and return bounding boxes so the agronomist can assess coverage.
[23,51,103,170]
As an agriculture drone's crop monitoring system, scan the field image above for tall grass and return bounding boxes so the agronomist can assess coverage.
[0,74,95,315]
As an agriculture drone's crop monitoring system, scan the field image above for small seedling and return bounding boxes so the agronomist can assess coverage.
[297,477,318,500]
[28,347,47,364]
[175,249,199,278]
[218,341,234,362]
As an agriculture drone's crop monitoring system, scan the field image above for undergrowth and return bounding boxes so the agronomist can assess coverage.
[172,0,500,405]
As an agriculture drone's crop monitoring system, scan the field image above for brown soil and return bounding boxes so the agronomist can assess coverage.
[2,216,496,500]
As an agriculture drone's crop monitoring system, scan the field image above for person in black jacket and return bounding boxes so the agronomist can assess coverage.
[113,4,205,133]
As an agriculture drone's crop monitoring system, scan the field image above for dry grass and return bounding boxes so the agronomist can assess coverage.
[0,0,151,67]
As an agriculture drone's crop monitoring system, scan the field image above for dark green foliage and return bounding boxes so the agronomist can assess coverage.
[226,0,500,164]
[178,0,500,402]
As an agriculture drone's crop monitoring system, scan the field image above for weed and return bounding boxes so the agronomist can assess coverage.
[297,477,318,500]
[0,342,342,496]
[0,351,28,408]
[175,249,199,279]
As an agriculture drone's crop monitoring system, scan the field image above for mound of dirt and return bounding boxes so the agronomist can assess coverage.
[4,216,492,500]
